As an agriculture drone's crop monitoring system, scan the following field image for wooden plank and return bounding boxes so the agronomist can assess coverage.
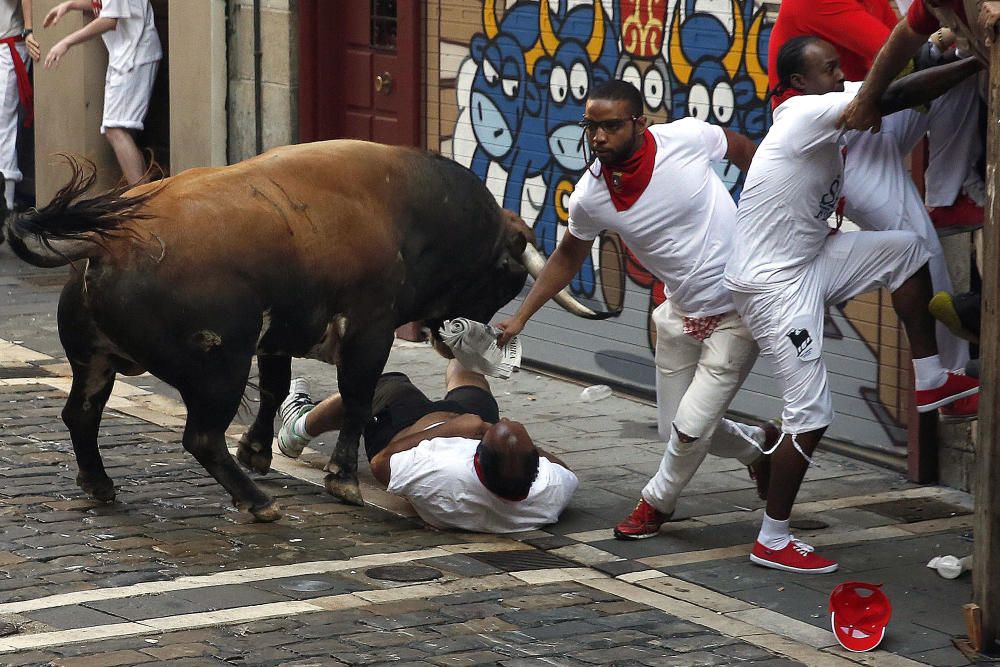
[975,40,1000,657]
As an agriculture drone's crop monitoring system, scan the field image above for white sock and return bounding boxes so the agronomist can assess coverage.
[3,179,14,210]
[292,411,314,441]
[912,355,948,390]
[757,513,791,550]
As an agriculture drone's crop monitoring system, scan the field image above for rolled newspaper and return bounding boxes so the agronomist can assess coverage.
[438,318,522,379]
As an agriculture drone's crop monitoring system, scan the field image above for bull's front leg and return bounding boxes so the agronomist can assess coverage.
[237,353,291,475]
[324,323,395,506]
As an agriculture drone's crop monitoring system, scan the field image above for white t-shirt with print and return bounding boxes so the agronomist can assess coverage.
[96,0,161,72]
[725,83,861,292]
[568,118,737,318]
[0,0,23,40]
[387,436,579,533]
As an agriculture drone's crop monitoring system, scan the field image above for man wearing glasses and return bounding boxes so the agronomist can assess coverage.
[496,80,778,541]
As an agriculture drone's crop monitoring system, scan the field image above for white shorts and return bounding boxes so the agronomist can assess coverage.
[731,230,932,434]
[101,60,159,134]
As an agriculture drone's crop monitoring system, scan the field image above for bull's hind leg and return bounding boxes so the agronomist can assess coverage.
[237,353,291,475]
[62,356,117,502]
[324,322,395,506]
[181,376,281,523]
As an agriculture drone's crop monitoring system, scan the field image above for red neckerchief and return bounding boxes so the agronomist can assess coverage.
[601,129,655,212]
[0,36,32,128]
[473,452,528,502]
[770,87,801,110]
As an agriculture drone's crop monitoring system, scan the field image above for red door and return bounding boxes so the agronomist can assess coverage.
[299,0,421,146]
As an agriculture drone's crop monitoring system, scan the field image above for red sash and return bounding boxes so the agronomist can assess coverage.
[0,36,32,128]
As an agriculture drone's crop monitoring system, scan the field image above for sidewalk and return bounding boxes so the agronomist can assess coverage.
[286,339,977,667]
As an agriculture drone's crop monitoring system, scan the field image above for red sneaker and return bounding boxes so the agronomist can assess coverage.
[613,499,670,540]
[929,194,984,237]
[915,372,979,412]
[940,393,979,422]
[750,539,839,574]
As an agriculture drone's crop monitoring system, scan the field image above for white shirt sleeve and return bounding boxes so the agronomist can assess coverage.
[566,183,601,242]
[98,0,137,19]
[385,440,433,496]
[687,117,728,161]
[793,88,858,154]
[538,460,579,512]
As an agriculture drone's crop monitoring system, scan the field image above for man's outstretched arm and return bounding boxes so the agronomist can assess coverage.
[840,19,931,132]
[878,55,983,117]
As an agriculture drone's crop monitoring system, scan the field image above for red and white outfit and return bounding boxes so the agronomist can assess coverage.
[92,0,160,134]
[0,0,29,186]
[569,119,766,516]
[768,0,975,371]
[725,86,931,434]
[387,436,578,533]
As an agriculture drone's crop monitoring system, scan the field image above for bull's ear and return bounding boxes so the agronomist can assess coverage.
[507,229,528,257]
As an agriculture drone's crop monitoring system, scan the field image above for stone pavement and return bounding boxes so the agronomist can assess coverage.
[0,250,982,666]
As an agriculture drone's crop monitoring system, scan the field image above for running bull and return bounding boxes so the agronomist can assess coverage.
[0,141,608,521]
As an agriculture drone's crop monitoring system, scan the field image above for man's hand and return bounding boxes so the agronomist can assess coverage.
[839,96,883,133]
[44,39,69,69]
[43,2,72,28]
[25,33,40,61]
[495,316,525,348]
[981,1,1000,46]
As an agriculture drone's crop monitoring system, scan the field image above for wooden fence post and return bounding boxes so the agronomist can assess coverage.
[974,41,1000,656]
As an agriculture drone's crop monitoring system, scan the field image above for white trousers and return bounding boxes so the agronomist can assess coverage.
[923,77,981,208]
[641,300,762,515]
[843,97,972,371]
[0,41,26,182]
[732,231,932,434]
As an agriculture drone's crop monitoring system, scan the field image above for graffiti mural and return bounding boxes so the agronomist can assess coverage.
[437,0,912,452]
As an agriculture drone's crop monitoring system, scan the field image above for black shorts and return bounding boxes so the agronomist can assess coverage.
[363,372,499,461]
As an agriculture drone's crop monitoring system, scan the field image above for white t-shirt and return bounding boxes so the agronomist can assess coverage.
[568,118,737,317]
[96,0,161,72]
[0,0,23,40]
[387,436,579,533]
[725,84,860,292]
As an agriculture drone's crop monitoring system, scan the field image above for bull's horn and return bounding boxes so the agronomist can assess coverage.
[746,7,768,99]
[521,243,620,320]
[585,2,605,64]
[540,0,559,57]
[722,0,744,77]
[669,2,691,86]
[484,0,499,39]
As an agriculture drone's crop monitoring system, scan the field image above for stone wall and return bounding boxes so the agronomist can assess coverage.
[227,0,299,163]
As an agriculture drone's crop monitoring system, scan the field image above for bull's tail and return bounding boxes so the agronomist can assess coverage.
[3,156,158,268]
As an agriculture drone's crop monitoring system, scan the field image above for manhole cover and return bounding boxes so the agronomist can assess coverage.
[468,550,576,572]
[280,579,337,592]
[365,565,443,582]
[863,498,971,523]
[790,519,828,531]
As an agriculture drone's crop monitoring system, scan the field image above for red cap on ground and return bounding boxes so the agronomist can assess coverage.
[829,582,892,652]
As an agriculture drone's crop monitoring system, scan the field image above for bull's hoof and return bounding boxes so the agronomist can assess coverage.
[250,501,282,523]
[236,434,272,475]
[77,473,115,502]
[324,473,364,506]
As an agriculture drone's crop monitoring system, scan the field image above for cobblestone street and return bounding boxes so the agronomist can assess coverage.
[0,250,978,666]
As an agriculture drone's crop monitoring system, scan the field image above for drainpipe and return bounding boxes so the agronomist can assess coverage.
[253,0,263,154]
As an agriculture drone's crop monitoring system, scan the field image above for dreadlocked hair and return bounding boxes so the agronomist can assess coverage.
[767,35,823,103]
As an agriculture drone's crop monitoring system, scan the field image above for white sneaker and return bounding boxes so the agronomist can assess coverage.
[277,378,314,458]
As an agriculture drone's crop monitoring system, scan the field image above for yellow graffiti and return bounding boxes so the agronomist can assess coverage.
[622,0,665,57]
[554,179,574,222]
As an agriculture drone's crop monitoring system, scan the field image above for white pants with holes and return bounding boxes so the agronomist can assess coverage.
[641,300,763,515]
